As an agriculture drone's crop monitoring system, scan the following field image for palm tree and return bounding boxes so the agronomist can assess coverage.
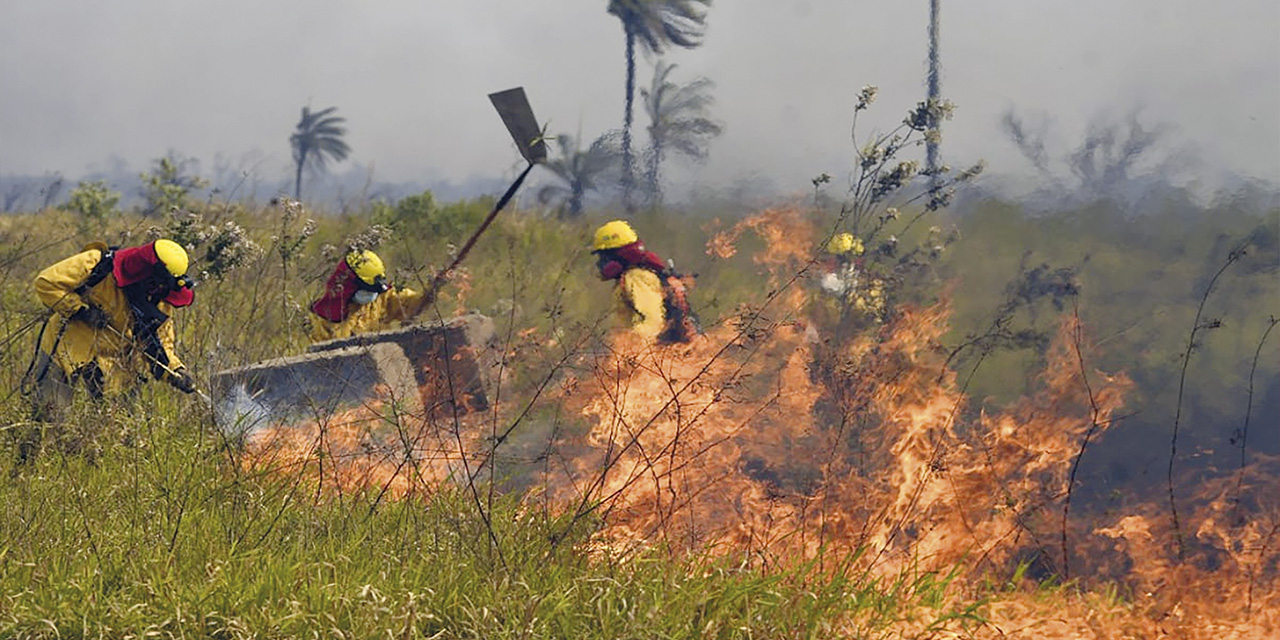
[536,133,621,218]
[289,105,350,200]
[641,60,722,206]
[606,0,711,212]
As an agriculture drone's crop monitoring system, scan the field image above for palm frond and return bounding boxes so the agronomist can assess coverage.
[290,104,351,198]
[644,63,722,162]
[608,0,711,55]
[537,132,622,217]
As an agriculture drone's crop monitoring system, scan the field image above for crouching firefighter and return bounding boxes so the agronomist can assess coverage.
[591,220,700,344]
[309,249,429,343]
[24,239,198,419]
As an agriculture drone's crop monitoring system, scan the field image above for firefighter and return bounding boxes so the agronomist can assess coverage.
[818,232,863,298]
[591,220,698,344]
[26,238,198,418]
[817,232,885,321]
[309,249,430,342]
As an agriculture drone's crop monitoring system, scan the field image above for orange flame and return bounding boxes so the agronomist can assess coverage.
[243,385,486,500]
[242,207,1277,636]
[556,207,1278,637]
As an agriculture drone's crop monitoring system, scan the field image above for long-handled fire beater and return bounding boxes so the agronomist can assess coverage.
[419,87,546,307]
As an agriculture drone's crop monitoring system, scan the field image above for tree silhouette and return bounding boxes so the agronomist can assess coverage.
[536,133,621,219]
[290,105,350,200]
[1001,107,1171,198]
[606,0,711,212]
[641,60,722,206]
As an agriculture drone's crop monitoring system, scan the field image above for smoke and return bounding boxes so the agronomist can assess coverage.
[215,383,272,440]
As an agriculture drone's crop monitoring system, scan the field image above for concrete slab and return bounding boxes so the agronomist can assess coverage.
[213,314,495,436]
[309,314,495,416]
[212,342,419,437]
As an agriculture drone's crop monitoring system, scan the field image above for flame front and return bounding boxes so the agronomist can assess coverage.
[243,385,485,499]
[240,208,1277,637]
[555,208,1278,637]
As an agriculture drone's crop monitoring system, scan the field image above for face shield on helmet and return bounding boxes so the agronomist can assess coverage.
[150,265,196,297]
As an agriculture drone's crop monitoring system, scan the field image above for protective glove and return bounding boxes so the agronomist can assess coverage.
[167,368,197,394]
[70,305,111,329]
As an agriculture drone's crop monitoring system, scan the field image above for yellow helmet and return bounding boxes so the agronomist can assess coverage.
[825,232,863,256]
[345,250,386,285]
[592,220,638,252]
[153,239,189,277]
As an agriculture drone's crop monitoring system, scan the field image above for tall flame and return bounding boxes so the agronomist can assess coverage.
[555,207,1278,636]
[243,207,1276,636]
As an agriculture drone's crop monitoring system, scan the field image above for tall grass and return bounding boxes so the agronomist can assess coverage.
[0,401,983,637]
[0,203,998,637]
[1,189,1273,636]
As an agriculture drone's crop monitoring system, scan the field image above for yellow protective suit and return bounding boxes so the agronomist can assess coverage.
[33,248,185,397]
[309,287,429,343]
[615,267,667,340]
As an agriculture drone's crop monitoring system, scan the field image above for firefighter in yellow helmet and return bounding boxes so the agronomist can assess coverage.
[818,232,863,297]
[308,249,430,342]
[25,238,198,418]
[591,220,698,343]
[817,231,886,321]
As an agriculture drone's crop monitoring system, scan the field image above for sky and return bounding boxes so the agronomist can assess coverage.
[1,0,1278,201]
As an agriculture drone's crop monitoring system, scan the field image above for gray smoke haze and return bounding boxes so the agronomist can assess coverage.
[1,0,1277,202]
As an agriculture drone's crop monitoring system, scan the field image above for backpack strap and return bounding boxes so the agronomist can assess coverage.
[74,245,118,296]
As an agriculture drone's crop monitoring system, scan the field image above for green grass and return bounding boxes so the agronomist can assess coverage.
[0,200,987,636]
[0,405,986,638]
